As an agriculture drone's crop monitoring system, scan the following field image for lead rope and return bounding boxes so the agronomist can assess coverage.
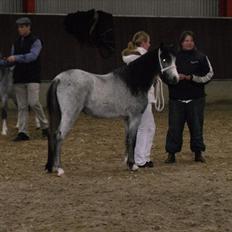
[154,48,165,112]
[154,76,165,112]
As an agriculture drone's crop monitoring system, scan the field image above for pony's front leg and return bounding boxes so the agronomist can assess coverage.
[16,111,19,129]
[123,117,130,164]
[127,115,142,171]
[1,97,8,135]
[1,117,8,135]
[35,116,40,129]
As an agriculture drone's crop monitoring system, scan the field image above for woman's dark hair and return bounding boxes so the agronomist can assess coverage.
[179,31,196,48]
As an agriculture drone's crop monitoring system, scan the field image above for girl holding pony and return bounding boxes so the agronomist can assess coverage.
[122,31,155,168]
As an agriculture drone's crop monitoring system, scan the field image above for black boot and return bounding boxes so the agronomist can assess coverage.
[42,128,49,138]
[195,152,206,163]
[13,132,30,142]
[165,153,176,163]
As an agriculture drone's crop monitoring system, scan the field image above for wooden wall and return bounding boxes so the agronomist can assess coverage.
[0,14,231,80]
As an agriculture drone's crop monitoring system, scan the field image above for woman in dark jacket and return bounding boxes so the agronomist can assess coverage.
[165,31,214,163]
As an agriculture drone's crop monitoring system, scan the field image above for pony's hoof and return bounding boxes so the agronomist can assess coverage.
[45,164,53,173]
[131,164,139,171]
[124,156,128,164]
[45,169,53,174]
[1,131,7,136]
[128,163,139,171]
[57,168,64,177]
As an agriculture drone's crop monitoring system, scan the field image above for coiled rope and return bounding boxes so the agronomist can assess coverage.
[154,76,165,112]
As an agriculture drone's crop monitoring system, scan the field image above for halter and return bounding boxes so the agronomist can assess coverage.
[158,48,176,74]
[155,48,177,112]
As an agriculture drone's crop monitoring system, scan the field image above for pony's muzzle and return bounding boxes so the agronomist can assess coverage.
[169,75,179,85]
[174,75,180,84]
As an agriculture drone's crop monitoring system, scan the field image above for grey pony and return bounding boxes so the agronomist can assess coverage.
[0,66,16,135]
[45,46,179,176]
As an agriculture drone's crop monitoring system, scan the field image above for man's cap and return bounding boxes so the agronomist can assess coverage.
[16,17,31,25]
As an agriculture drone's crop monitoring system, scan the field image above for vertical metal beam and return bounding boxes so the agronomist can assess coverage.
[23,0,35,13]
[219,0,226,16]
[219,0,232,16]
[226,0,232,16]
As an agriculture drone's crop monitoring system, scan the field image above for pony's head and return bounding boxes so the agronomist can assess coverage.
[158,44,179,85]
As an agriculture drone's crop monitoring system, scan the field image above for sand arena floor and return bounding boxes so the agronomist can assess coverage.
[0,103,232,232]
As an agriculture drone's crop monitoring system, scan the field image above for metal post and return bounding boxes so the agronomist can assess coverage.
[23,0,35,13]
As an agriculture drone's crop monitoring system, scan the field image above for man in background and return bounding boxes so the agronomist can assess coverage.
[7,17,48,141]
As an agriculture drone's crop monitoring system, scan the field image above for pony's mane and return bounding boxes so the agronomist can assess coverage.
[113,49,159,95]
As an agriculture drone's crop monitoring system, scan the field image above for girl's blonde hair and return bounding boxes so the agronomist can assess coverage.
[122,31,150,56]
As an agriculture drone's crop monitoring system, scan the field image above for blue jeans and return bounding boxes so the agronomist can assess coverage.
[165,97,206,154]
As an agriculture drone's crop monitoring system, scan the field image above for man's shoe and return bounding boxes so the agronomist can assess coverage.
[13,132,30,142]
[165,153,176,163]
[138,161,154,168]
[42,128,49,138]
[195,153,206,163]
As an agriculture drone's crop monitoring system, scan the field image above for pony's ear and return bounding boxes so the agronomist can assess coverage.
[159,43,177,55]
[159,42,164,50]
[162,43,177,56]
[167,43,178,55]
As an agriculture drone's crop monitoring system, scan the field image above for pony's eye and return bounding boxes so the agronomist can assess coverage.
[162,59,166,62]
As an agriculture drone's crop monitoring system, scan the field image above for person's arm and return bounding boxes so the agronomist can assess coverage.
[191,56,214,84]
[8,39,42,63]
[122,54,140,64]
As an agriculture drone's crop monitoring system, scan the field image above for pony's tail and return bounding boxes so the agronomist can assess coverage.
[45,79,61,172]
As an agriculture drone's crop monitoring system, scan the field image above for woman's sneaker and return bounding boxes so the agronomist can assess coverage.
[42,128,49,138]
[138,161,154,168]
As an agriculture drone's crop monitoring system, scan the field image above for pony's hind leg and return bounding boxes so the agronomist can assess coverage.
[53,107,83,176]
[46,120,65,176]
[46,128,64,176]
[53,133,64,176]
